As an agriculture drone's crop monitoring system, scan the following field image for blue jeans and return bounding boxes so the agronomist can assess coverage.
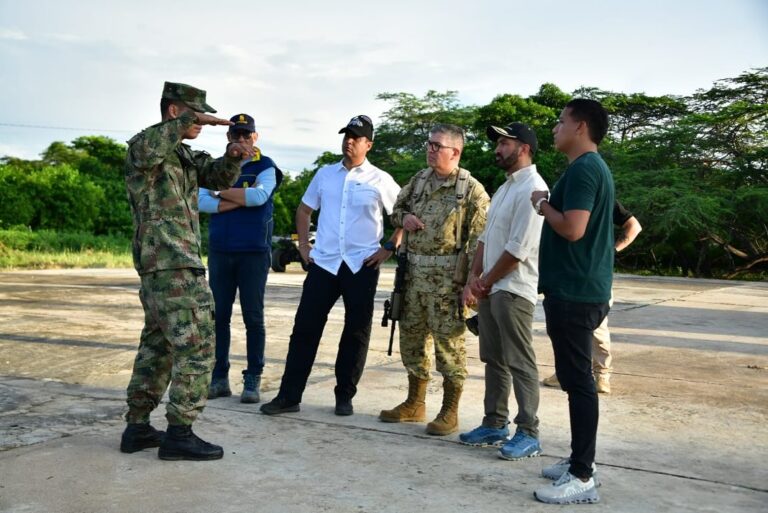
[543,296,609,480]
[208,249,270,379]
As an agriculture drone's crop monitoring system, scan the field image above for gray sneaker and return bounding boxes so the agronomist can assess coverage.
[208,378,232,399]
[534,471,600,504]
[240,373,261,404]
[542,458,600,486]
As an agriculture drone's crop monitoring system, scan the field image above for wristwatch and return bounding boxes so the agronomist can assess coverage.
[535,195,549,215]
[382,240,396,252]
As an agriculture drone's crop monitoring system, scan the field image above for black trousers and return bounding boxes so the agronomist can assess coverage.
[277,262,379,404]
[543,295,610,479]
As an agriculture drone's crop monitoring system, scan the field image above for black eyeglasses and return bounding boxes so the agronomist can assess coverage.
[425,141,456,152]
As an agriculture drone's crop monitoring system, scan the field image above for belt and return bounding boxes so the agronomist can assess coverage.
[407,253,457,267]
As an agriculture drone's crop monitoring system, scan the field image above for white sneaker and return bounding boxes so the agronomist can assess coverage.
[534,471,600,504]
[541,458,600,484]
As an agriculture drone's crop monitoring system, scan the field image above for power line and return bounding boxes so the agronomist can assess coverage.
[0,122,135,134]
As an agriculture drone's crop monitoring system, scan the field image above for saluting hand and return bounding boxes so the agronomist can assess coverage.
[194,113,234,126]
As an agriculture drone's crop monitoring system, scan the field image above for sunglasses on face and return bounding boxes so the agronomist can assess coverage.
[229,131,252,141]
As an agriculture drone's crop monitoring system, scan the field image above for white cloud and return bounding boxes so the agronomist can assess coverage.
[46,33,84,43]
[0,0,766,172]
[0,28,26,40]
[0,142,38,160]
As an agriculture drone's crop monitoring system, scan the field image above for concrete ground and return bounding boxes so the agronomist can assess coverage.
[0,268,766,513]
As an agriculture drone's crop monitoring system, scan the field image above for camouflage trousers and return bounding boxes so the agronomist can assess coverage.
[398,269,467,383]
[125,268,215,426]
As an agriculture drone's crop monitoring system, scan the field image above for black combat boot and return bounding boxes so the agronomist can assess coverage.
[157,425,223,461]
[120,423,165,453]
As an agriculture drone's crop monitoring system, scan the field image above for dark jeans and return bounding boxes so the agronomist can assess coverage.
[277,262,379,404]
[209,249,270,379]
[543,295,610,480]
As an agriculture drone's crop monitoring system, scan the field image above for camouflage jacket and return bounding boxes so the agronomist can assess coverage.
[125,111,241,275]
[391,167,489,279]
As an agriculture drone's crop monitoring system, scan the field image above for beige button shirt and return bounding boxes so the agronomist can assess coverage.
[478,164,548,305]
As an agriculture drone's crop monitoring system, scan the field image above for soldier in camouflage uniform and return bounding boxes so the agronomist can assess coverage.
[120,81,252,461]
[380,124,490,436]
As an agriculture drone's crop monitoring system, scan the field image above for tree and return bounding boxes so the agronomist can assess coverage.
[606,68,768,277]
[369,91,477,184]
[0,162,103,232]
[40,137,132,235]
[1,71,764,278]
[684,67,768,187]
[471,89,566,188]
[272,166,317,235]
[572,88,689,143]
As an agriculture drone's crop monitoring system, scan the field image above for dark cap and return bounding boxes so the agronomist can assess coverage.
[229,113,256,133]
[487,123,538,154]
[339,115,374,140]
[162,81,217,113]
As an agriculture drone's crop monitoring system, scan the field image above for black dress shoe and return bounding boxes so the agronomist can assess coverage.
[260,396,300,415]
[120,423,165,453]
[335,398,353,416]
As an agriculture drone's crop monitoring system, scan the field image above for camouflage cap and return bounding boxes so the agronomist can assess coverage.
[162,81,217,113]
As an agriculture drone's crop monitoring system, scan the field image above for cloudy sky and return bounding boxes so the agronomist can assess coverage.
[1,0,766,172]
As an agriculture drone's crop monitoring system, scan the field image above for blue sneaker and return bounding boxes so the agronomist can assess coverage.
[459,425,510,447]
[498,430,541,460]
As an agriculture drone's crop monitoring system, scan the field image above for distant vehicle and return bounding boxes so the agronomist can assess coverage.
[271,233,314,272]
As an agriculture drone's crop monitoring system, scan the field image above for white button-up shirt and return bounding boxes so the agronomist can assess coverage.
[302,159,400,275]
[478,164,548,305]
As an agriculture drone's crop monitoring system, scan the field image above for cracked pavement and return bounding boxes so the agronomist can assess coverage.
[0,268,766,512]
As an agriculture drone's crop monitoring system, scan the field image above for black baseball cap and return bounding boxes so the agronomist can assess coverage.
[339,115,374,140]
[229,113,256,133]
[487,123,538,154]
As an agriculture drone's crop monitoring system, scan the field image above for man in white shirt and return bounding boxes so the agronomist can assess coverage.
[459,123,548,461]
[261,115,401,416]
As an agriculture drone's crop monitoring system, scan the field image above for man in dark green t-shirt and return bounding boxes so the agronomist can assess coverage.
[530,99,615,505]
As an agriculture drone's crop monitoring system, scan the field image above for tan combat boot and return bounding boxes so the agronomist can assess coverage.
[425,380,463,436]
[379,374,428,423]
[596,375,611,394]
[541,373,561,389]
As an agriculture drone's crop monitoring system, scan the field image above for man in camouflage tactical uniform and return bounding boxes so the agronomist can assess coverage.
[120,81,252,461]
[380,124,490,436]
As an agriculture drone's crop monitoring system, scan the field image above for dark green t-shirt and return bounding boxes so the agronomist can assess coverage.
[538,152,615,303]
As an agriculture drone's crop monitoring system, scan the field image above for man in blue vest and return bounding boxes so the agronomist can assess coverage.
[199,113,282,404]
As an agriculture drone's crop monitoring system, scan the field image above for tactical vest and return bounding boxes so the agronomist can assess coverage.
[409,167,471,250]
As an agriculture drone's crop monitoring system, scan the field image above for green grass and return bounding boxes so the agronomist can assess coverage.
[0,227,132,270]
[0,227,763,280]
